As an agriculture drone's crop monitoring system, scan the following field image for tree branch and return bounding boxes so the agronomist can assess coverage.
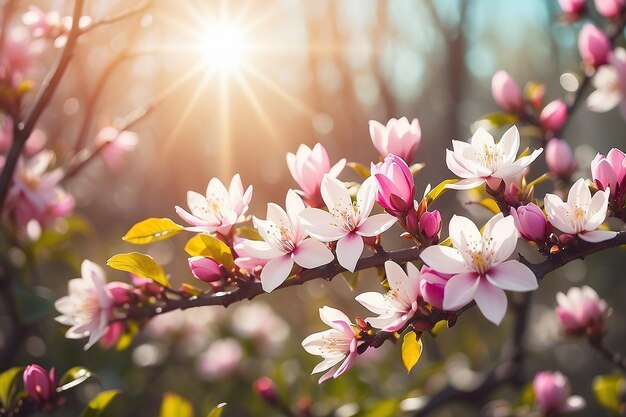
[589,338,626,373]
[80,0,152,35]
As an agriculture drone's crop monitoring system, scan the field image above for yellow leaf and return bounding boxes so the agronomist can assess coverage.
[159,392,194,417]
[184,234,234,269]
[122,218,183,244]
[477,198,500,214]
[401,331,423,373]
[425,179,458,206]
[107,252,169,287]
[409,163,425,176]
[234,227,261,241]
[593,374,624,414]
[347,162,371,179]
[430,320,448,336]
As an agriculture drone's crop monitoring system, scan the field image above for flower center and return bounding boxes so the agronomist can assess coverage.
[479,144,503,172]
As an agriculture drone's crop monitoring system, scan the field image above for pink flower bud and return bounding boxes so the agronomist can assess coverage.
[578,24,611,68]
[533,371,570,414]
[591,148,626,197]
[539,99,567,132]
[510,203,551,242]
[545,138,577,180]
[368,117,421,164]
[419,267,452,310]
[23,364,55,403]
[286,143,345,208]
[556,286,608,335]
[99,321,125,349]
[418,210,441,241]
[188,256,223,282]
[106,281,133,305]
[254,377,279,403]
[371,154,415,217]
[594,0,625,18]
[558,0,586,14]
[95,127,138,171]
[491,70,524,113]
[131,274,163,295]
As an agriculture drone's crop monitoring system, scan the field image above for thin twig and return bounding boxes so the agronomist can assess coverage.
[80,0,151,35]
[589,338,626,373]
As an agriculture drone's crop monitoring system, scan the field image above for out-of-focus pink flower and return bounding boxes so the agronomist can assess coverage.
[302,306,359,383]
[55,260,113,350]
[0,119,47,156]
[22,6,63,39]
[539,99,567,132]
[371,154,415,217]
[175,174,253,236]
[99,321,125,349]
[591,148,626,198]
[131,274,163,295]
[558,0,586,14]
[23,364,55,403]
[579,24,611,69]
[418,209,442,241]
[419,266,452,310]
[545,138,577,180]
[94,127,138,171]
[510,203,551,242]
[254,377,278,403]
[188,256,223,283]
[594,0,625,18]
[5,151,74,226]
[0,27,43,80]
[556,286,608,335]
[491,70,524,113]
[533,371,585,414]
[368,117,421,164]
[106,281,133,305]
[587,48,626,119]
[231,302,289,353]
[197,338,243,379]
[286,143,345,208]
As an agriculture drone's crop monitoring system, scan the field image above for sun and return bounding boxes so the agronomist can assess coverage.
[200,22,248,73]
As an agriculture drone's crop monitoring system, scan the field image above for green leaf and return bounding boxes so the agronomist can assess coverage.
[107,252,169,288]
[518,383,536,407]
[409,163,425,176]
[348,162,370,179]
[401,331,423,373]
[159,392,194,417]
[13,284,54,324]
[353,399,399,417]
[58,367,94,392]
[80,390,121,417]
[122,218,184,244]
[234,227,261,241]
[425,179,458,206]
[184,234,234,269]
[207,403,227,417]
[593,374,624,415]
[33,215,90,250]
[0,367,23,408]
[341,271,360,291]
[480,112,519,127]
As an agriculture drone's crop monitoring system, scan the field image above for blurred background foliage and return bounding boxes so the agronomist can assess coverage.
[3,0,626,416]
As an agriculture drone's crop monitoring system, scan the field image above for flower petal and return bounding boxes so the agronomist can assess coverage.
[420,246,468,274]
[486,260,538,291]
[260,254,294,292]
[443,272,479,311]
[445,178,486,190]
[356,213,397,237]
[336,233,364,272]
[355,292,388,315]
[293,238,334,269]
[474,279,507,325]
[299,208,346,241]
[579,230,617,242]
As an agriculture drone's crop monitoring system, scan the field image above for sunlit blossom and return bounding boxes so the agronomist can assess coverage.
[587,47,626,119]
[368,117,421,164]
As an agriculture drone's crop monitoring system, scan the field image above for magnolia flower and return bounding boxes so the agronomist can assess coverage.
[235,190,334,292]
[23,365,55,403]
[55,260,114,350]
[419,266,452,310]
[445,126,543,190]
[368,117,421,163]
[556,286,607,335]
[300,176,397,272]
[94,127,138,171]
[371,154,415,217]
[175,174,253,236]
[420,214,538,324]
[533,371,585,415]
[302,306,358,383]
[579,24,611,69]
[5,151,74,226]
[591,148,626,198]
[544,178,616,242]
[491,70,524,113]
[545,138,577,180]
[356,261,420,332]
[587,47,626,119]
[286,143,345,207]
[510,203,551,242]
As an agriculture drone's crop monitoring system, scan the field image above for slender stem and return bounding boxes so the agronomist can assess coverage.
[80,0,151,35]
[589,338,626,372]
[0,0,85,209]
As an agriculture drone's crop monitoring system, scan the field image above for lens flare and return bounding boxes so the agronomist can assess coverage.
[201,22,247,73]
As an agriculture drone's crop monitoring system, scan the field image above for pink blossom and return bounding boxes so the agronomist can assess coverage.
[94,127,138,171]
[558,0,586,14]
[23,365,55,403]
[302,306,359,383]
[418,209,442,241]
[510,203,551,242]
[99,321,125,349]
[533,371,585,414]
[197,338,243,380]
[491,70,524,113]
[299,176,396,272]
[371,154,415,217]
[233,236,269,275]
[591,148,626,198]
[0,118,47,156]
[587,48,626,119]
[188,256,223,282]
[368,117,421,164]
[594,0,625,18]
[556,286,608,334]
[356,261,421,332]
[420,214,538,324]
[578,24,611,69]
[22,6,64,40]
[539,99,567,132]
[545,138,578,180]
[254,377,278,403]
[0,27,43,80]
[106,281,133,305]
[286,143,345,207]
[175,174,253,236]
[419,267,452,310]
[55,260,114,350]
